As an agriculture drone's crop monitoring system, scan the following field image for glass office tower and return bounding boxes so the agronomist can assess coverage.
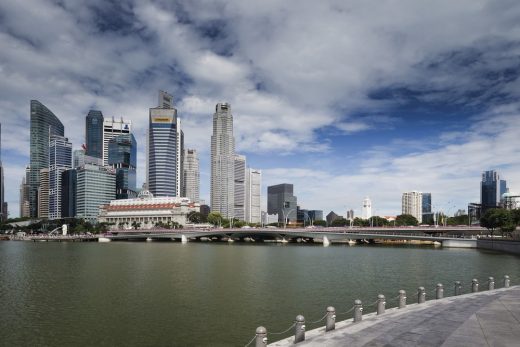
[48,135,72,219]
[85,110,104,159]
[108,134,137,199]
[61,169,77,218]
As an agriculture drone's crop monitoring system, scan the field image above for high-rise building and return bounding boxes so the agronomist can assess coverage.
[267,183,297,223]
[0,123,4,222]
[402,191,423,223]
[211,103,235,218]
[38,168,50,219]
[308,210,324,222]
[73,149,102,168]
[19,168,30,218]
[29,100,64,217]
[422,192,433,224]
[245,168,261,224]
[61,169,77,218]
[346,209,354,221]
[233,154,246,221]
[85,110,104,159]
[48,135,72,219]
[76,163,116,222]
[182,149,200,203]
[102,117,131,166]
[326,211,340,226]
[362,197,372,220]
[108,134,137,199]
[147,91,183,197]
[481,170,507,213]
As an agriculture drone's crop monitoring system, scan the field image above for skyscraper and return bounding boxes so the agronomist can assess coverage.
[211,103,235,218]
[422,192,433,223]
[481,170,507,213]
[38,168,50,219]
[85,110,104,159]
[108,133,137,199]
[76,163,116,222]
[102,117,131,166]
[362,197,372,220]
[182,149,200,203]
[267,184,297,223]
[147,91,183,197]
[245,168,261,224]
[29,100,64,217]
[234,154,246,221]
[19,168,30,218]
[61,169,77,218]
[402,191,423,223]
[48,135,72,219]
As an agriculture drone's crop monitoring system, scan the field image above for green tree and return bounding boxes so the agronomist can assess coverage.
[331,218,348,227]
[313,220,327,227]
[511,209,520,226]
[480,209,515,236]
[369,216,388,227]
[187,211,206,224]
[447,215,469,226]
[131,221,141,230]
[207,212,223,227]
[352,217,369,227]
[395,214,419,226]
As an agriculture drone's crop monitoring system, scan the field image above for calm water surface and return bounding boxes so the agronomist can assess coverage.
[0,241,519,346]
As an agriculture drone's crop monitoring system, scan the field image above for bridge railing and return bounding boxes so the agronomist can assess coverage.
[245,274,514,346]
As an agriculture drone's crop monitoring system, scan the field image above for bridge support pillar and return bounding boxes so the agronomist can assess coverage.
[354,300,363,322]
[377,295,385,315]
[398,290,406,309]
[326,306,335,331]
[472,279,479,293]
[418,287,426,304]
[294,315,305,343]
[488,277,495,290]
[181,235,188,243]
[436,283,444,299]
[255,326,267,347]
[323,236,330,247]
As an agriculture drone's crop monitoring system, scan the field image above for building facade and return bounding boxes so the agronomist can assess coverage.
[19,169,30,218]
[61,169,77,218]
[211,103,235,218]
[76,163,116,222]
[102,117,131,166]
[481,170,507,214]
[108,134,137,199]
[362,197,372,220]
[98,190,199,229]
[267,183,297,223]
[245,168,261,224]
[402,191,423,223]
[422,192,433,224]
[233,154,246,221]
[38,168,50,219]
[147,91,183,197]
[29,100,64,217]
[85,110,104,159]
[182,149,200,203]
[48,135,72,219]
[346,209,354,221]
[326,211,340,226]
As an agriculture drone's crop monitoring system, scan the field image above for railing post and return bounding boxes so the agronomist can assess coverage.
[255,326,267,347]
[294,315,305,343]
[417,287,426,304]
[471,279,479,293]
[504,275,510,288]
[488,277,495,290]
[436,283,444,299]
[398,290,406,309]
[354,300,363,322]
[454,281,462,296]
[377,294,385,315]
[326,306,335,332]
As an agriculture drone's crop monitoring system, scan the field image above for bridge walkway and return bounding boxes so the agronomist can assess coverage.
[269,286,520,347]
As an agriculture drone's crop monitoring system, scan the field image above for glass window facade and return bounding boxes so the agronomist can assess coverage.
[85,110,103,159]
[108,134,137,199]
[48,135,72,219]
[61,169,77,218]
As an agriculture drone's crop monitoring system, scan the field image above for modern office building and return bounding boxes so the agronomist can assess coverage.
[211,103,235,218]
[48,135,72,219]
[261,211,279,225]
[308,210,324,222]
[267,183,297,223]
[182,149,200,203]
[102,117,131,166]
[98,190,200,229]
[19,168,30,218]
[85,110,104,159]
[29,100,64,218]
[76,163,116,222]
[362,197,372,220]
[233,154,246,221]
[108,134,137,199]
[61,169,77,218]
[147,91,183,197]
[38,168,50,219]
[481,170,507,213]
[402,191,423,223]
[422,192,433,224]
[346,209,354,221]
[326,211,340,226]
[74,149,102,168]
[245,168,262,224]
[468,202,482,225]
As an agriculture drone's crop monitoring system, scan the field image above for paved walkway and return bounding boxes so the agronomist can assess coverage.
[269,286,520,347]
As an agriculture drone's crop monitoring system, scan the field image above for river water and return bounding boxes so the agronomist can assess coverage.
[0,241,519,346]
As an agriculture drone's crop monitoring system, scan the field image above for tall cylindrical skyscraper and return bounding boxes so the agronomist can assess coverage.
[211,103,235,218]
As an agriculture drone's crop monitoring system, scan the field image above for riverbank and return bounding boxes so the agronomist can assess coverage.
[478,239,520,255]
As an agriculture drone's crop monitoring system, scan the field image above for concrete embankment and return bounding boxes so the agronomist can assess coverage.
[477,239,520,255]
[269,286,520,347]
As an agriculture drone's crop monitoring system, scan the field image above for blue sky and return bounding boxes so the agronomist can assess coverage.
[1,0,520,218]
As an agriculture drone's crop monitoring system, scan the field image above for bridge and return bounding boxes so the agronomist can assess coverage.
[97,226,484,247]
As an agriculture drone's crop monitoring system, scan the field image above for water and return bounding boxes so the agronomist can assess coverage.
[0,241,519,346]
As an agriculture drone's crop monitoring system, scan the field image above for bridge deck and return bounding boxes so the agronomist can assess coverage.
[269,286,520,347]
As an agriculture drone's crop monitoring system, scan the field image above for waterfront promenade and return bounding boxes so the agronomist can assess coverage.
[269,286,520,347]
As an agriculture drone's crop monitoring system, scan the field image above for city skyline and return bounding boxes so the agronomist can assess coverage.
[1,1,520,218]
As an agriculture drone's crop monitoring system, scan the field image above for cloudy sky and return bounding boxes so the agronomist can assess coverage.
[1,0,520,218]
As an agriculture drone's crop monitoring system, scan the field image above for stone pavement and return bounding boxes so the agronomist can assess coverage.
[269,286,520,347]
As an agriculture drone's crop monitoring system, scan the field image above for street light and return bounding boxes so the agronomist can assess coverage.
[282,201,296,229]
